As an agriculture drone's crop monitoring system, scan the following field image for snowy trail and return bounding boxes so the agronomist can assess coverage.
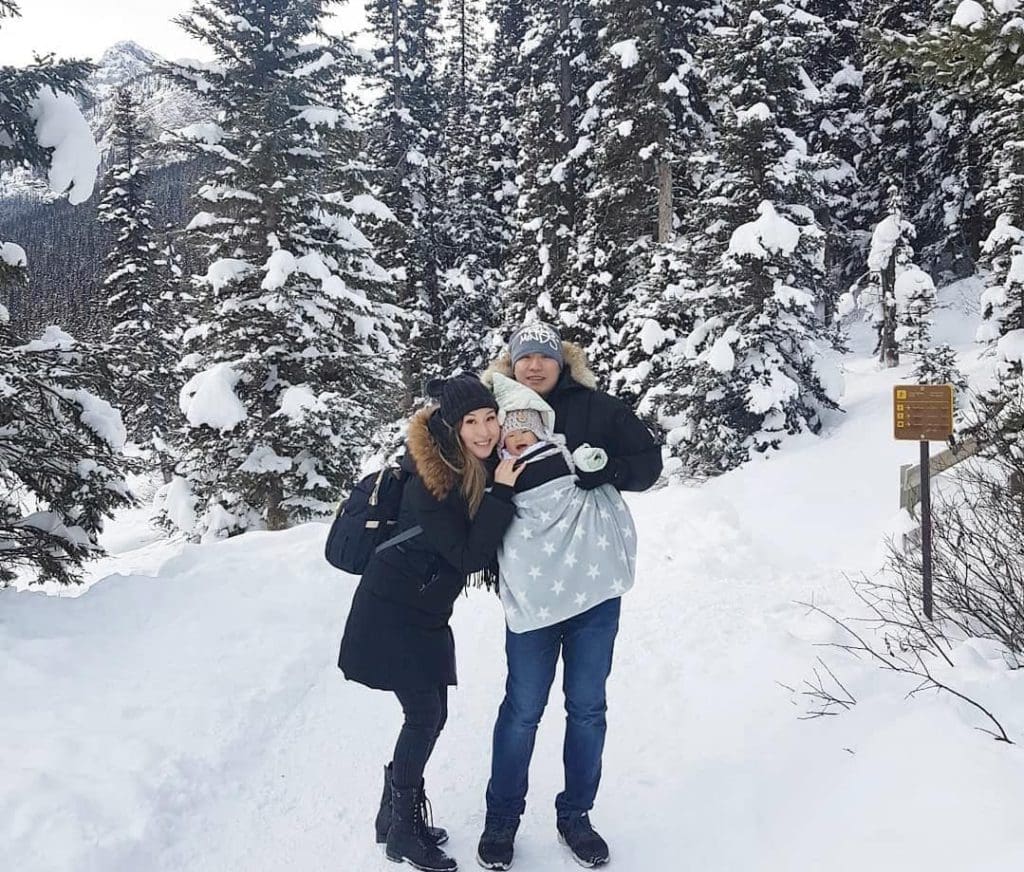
[5,328,1024,871]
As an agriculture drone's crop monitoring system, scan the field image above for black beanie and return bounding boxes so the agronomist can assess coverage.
[426,374,498,427]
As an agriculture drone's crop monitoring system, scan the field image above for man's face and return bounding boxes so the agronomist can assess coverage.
[513,353,561,397]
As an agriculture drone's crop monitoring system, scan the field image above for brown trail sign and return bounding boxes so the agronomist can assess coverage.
[893,384,954,442]
[893,384,956,622]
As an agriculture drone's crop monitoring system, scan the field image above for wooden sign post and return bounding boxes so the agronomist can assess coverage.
[893,385,955,620]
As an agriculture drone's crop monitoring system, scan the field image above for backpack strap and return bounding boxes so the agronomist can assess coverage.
[375,524,423,554]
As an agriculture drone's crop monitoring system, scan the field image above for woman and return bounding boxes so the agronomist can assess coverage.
[338,374,523,872]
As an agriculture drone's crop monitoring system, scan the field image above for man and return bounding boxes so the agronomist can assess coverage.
[478,321,662,869]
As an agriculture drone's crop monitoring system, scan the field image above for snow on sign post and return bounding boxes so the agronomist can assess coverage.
[893,384,955,621]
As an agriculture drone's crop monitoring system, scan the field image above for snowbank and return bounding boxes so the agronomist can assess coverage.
[3,308,1024,872]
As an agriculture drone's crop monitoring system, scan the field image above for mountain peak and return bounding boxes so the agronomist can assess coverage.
[91,42,163,98]
[97,41,159,66]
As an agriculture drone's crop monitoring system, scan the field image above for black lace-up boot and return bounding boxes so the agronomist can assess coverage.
[386,782,458,872]
[376,764,449,846]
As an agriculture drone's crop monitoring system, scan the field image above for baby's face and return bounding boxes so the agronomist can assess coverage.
[504,429,539,456]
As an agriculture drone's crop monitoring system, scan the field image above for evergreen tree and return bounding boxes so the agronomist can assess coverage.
[894,247,935,359]
[855,196,916,366]
[0,0,95,288]
[0,321,134,585]
[575,0,716,391]
[1,2,132,584]
[905,0,1024,447]
[435,0,504,371]
[480,0,529,266]
[915,342,967,397]
[501,0,601,336]
[363,0,445,394]
[163,0,402,540]
[805,1,872,317]
[647,0,842,475]
[97,86,176,460]
[861,0,980,278]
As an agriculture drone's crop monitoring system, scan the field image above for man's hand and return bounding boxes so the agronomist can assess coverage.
[572,443,608,472]
[575,458,621,490]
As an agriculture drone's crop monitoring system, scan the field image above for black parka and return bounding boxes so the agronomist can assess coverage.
[338,407,515,692]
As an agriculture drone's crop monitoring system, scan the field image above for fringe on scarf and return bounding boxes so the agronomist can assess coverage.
[465,563,499,593]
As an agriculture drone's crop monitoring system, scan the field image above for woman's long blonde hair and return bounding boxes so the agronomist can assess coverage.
[437,416,490,518]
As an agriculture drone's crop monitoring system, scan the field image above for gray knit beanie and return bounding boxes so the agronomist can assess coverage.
[508,322,564,368]
[501,408,550,443]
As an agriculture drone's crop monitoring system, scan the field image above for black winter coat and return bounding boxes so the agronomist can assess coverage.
[483,341,662,493]
[338,408,515,692]
[546,371,662,492]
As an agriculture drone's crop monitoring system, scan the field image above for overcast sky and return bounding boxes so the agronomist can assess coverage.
[0,0,367,66]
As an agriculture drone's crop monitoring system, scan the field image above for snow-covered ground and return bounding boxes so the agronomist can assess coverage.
[3,281,1024,872]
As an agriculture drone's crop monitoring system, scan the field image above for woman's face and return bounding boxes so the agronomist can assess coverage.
[459,407,500,460]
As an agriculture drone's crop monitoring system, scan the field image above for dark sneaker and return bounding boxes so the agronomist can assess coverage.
[476,816,520,870]
[557,813,609,868]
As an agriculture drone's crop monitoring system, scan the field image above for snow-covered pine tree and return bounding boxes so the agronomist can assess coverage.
[650,0,842,475]
[915,342,968,396]
[860,0,980,279]
[0,0,95,288]
[854,190,966,393]
[148,223,193,482]
[892,237,938,358]
[574,0,716,393]
[501,0,600,337]
[363,0,446,394]
[162,0,403,539]
[804,1,871,319]
[854,196,916,366]
[1,1,133,584]
[97,86,177,462]
[0,321,134,585]
[903,0,1024,449]
[434,0,504,372]
[480,0,528,282]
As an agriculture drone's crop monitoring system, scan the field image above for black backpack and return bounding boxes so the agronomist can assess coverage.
[324,464,422,574]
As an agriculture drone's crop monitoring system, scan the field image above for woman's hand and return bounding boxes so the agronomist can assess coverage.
[494,457,526,487]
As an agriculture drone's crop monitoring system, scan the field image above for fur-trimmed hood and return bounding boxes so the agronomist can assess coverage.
[479,341,598,391]
[406,406,459,502]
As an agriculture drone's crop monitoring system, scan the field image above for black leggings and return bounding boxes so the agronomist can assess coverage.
[392,684,449,789]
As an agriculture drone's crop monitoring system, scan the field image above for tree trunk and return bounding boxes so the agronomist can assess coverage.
[554,0,575,283]
[557,2,572,145]
[879,249,900,368]
[266,479,288,531]
[657,159,673,243]
[390,0,403,113]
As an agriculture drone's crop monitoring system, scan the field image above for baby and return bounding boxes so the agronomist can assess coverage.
[499,406,573,492]
[500,408,548,459]
[491,373,636,633]
[497,381,609,489]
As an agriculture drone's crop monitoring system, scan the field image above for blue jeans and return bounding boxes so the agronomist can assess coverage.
[485,597,621,821]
